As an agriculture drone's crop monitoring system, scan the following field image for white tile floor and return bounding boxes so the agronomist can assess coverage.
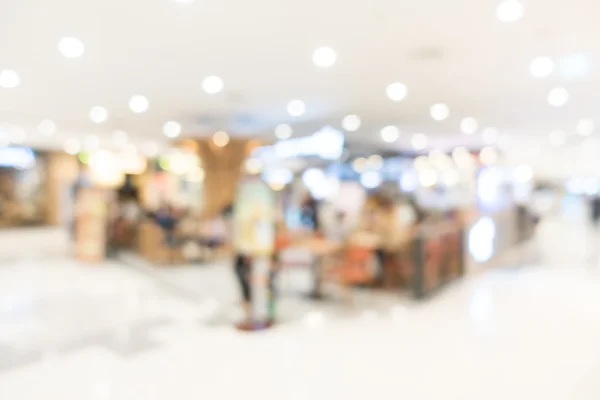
[1,212,600,399]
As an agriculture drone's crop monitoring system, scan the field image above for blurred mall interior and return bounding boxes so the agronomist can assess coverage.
[2,0,600,398]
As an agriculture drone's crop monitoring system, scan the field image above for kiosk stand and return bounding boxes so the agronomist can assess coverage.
[232,178,277,331]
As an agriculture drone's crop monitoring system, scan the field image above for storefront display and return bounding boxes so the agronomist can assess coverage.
[0,147,47,227]
[75,187,111,263]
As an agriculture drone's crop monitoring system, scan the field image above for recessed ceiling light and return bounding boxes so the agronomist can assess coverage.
[430,103,450,121]
[547,87,569,107]
[496,0,524,23]
[202,76,224,94]
[482,127,499,144]
[129,95,149,113]
[360,171,382,189]
[213,130,230,147]
[287,100,306,117]
[64,138,81,155]
[274,124,293,140]
[57,37,85,58]
[342,115,361,132]
[479,147,499,165]
[514,164,533,183]
[89,106,108,123]
[529,57,554,78]
[367,155,384,170]
[381,126,399,143]
[386,82,407,102]
[0,69,20,88]
[577,119,595,136]
[411,133,428,150]
[244,158,263,174]
[312,46,337,68]
[37,119,56,136]
[163,121,182,138]
[461,117,479,134]
[549,130,566,147]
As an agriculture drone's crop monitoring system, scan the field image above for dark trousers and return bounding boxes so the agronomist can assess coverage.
[234,254,252,302]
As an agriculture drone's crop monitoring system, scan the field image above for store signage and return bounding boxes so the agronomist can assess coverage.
[254,126,344,161]
[0,147,36,169]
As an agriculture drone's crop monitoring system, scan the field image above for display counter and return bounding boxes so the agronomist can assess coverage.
[410,222,464,299]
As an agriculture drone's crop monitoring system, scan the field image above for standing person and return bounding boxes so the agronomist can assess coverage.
[300,194,321,233]
[153,203,179,264]
[591,195,600,227]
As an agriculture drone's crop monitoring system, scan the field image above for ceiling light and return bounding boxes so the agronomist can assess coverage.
[442,170,459,187]
[37,119,56,136]
[360,171,382,189]
[549,130,566,147]
[113,130,128,147]
[386,82,408,102]
[202,76,224,94]
[413,155,429,170]
[430,103,450,121]
[381,126,399,143]
[482,128,498,144]
[411,133,428,150]
[89,106,108,123]
[419,169,438,187]
[163,121,182,138]
[514,164,533,183]
[577,119,595,136]
[496,0,524,23]
[57,37,85,58]
[244,158,263,174]
[64,138,81,155]
[547,87,569,107]
[461,117,479,134]
[302,168,326,188]
[479,147,498,165]
[367,154,384,170]
[83,134,99,150]
[129,95,149,113]
[274,124,293,140]
[0,69,20,88]
[312,46,337,68]
[287,100,306,117]
[213,130,230,147]
[352,157,367,173]
[342,114,361,132]
[529,57,554,78]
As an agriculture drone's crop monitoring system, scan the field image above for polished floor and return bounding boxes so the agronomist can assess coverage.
[1,212,600,399]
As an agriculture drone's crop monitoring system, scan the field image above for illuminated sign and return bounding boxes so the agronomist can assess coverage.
[254,126,344,161]
[0,147,36,169]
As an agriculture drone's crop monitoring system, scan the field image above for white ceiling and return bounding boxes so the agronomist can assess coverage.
[1,0,599,176]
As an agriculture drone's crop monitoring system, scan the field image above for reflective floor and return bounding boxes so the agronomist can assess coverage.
[1,214,600,399]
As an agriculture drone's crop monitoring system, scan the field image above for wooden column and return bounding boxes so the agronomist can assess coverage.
[44,152,78,225]
[196,138,253,216]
